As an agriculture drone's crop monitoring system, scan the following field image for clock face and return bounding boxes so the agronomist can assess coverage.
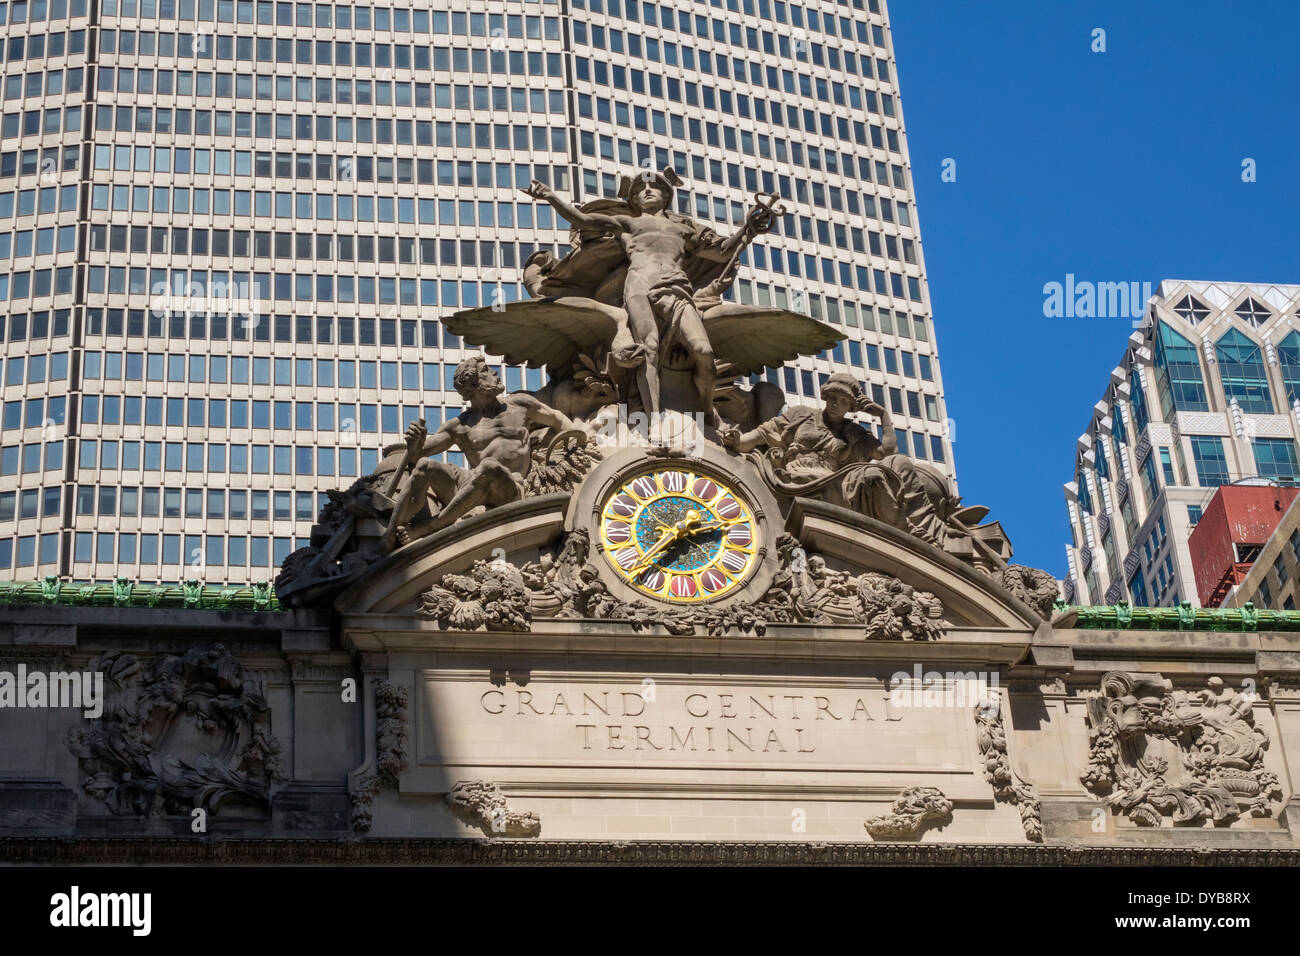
[598,468,760,603]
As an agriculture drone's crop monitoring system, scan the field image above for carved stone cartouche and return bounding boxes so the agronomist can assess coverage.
[1081,672,1282,826]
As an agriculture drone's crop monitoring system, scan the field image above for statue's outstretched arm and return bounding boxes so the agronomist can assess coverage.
[694,195,784,262]
[694,226,753,263]
[379,419,456,471]
[517,392,581,437]
[522,180,624,234]
[719,423,774,454]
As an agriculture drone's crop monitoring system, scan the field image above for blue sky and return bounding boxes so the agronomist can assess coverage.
[888,0,1300,576]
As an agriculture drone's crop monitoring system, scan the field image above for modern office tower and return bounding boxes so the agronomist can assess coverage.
[1063,280,1300,608]
[1,0,950,585]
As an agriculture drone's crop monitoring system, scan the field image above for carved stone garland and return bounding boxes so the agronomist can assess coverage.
[350,680,409,833]
[974,697,1042,841]
[417,530,947,640]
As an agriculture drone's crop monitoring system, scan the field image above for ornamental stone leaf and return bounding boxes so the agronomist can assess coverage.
[445,781,541,838]
[415,529,946,641]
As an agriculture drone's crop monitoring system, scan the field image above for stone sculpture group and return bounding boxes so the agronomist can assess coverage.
[276,166,1044,614]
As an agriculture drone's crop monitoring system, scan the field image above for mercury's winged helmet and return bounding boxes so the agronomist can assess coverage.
[617,166,684,207]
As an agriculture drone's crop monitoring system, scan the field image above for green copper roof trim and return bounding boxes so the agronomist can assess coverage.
[0,584,1295,627]
[0,576,282,612]
[1054,600,1300,632]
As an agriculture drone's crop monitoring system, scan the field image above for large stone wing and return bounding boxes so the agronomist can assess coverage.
[443,297,625,371]
[702,304,846,377]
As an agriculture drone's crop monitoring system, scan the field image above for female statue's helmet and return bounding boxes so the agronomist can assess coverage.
[820,372,863,405]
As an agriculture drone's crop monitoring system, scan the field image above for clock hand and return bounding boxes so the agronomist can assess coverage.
[684,516,746,535]
[628,525,681,575]
[628,509,703,575]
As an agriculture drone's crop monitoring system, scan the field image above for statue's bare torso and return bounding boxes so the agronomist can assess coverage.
[611,213,698,294]
[441,396,541,477]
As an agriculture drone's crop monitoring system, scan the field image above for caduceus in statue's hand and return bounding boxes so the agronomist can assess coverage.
[522,172,768,427]
[692,190,786,310]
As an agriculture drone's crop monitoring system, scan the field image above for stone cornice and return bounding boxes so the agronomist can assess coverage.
[2,838,1297,866]
[344,614,1033,664]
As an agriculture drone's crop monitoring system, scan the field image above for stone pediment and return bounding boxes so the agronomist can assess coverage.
[333,493,571,616]
[271,166,1057,664]
[783,499,1046,631]
[331,444,1049,652]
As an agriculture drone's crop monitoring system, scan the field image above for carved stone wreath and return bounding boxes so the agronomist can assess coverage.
[66,644,286,817]
[989,564,1059,619]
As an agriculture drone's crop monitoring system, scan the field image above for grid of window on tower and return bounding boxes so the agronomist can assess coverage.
[0,0,949,583]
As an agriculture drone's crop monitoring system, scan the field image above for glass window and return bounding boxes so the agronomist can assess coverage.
[1128,567,1149,607]
[1153,322,1207,414]
[1252,438,1300,485]
[1129,373,1149,433]
[1111,403,1127,445]
[1190,436,1230,487]
[1277,331,1300,407]
[1171,295,1211,324]
[1159,447,1176,485]
[1094,440,1109,479]
[1216,328,1273,414]
[1075,468,1092,514]
[1140,453,1160,506]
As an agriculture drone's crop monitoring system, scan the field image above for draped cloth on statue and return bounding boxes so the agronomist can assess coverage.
[742,406,951,546]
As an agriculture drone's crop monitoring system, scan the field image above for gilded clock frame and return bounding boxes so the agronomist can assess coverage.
[597,466,762,604]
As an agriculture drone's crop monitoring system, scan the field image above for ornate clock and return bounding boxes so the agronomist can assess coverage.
[597,467,760,603]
